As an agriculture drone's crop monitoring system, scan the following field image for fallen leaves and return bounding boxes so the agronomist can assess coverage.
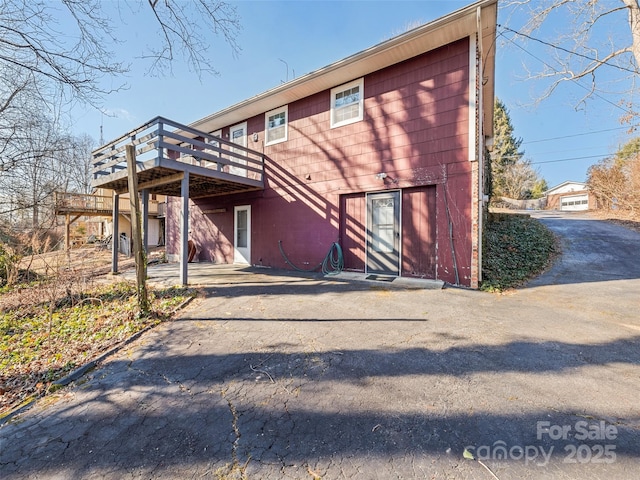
[0,281,195,415]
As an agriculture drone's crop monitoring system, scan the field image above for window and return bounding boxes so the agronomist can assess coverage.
[265,106,288,146]
[330,78,364,128]
[229,122,247,177]
[210,129,222,155]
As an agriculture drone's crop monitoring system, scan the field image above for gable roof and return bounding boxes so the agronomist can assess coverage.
[190,0,497,137]
[545,181,588,195]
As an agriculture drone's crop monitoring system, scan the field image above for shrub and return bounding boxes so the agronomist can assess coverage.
[481,213,557,292]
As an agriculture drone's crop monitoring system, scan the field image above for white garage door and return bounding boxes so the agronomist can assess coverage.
[560,194,589,211]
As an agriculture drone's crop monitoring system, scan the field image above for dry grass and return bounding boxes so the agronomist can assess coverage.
[586,210,640,234]
[17,245,164,278]
[0,245,197,417]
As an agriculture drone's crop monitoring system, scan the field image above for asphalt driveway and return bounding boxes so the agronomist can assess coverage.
[1,212,639,479]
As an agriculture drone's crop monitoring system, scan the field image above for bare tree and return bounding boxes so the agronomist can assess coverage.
[0,0,241,226]
[502,0,640,115]
[0,0,241,109]
[141,0,242,76]
[587,137,640,213]
[59,133,96,195]
[0,112,66,228]
[501,159,541,199]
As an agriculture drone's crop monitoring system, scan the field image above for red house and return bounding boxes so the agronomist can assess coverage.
[91,0,497,288]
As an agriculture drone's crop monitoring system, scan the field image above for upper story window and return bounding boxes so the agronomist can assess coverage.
[210,129,222,156]
[265,105,288,146]
[330,78,364,128]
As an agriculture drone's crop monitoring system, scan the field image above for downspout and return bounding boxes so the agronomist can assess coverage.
[476,6,484,285]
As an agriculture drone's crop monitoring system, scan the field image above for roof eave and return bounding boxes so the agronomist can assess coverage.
[191,0,498,134]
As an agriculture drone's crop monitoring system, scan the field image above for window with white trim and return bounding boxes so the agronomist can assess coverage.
[265,105,288,146]
[330,78,364,128]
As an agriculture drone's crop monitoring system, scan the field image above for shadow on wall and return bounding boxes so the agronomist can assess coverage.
[169,39,474,285]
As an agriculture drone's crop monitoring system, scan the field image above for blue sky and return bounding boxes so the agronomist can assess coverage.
[67,0,636,189]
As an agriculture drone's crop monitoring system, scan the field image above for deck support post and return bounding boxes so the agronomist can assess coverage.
[179,172,190,286]
[141,189,149,253]
[112,191,119,274]
[65,215,71,251]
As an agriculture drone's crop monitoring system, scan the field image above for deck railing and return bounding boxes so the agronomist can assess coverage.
[91,116,265,186]
[54,192,112,213]
[54,192,161,215]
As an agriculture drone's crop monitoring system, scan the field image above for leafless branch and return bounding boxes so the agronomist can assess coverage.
[143,0,241,77]
[500,0,640,117]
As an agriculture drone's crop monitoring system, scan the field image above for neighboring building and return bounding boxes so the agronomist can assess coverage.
[545,181,591,212]
[91,0,498,288]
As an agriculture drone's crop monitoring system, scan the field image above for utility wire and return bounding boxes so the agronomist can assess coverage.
[498,24,639,76]
[530,154,610,165]
[496,29,636,116]
[522,126,629,144]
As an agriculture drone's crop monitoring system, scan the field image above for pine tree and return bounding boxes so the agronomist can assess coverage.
[491,99,524,197]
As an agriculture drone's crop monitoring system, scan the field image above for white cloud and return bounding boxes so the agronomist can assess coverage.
[101,108,137,123]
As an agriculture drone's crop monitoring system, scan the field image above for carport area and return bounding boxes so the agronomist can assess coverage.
[1,212,639,479]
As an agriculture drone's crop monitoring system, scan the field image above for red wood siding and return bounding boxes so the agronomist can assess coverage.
[170,38,475,285]
[340,193,366,271]
[402,186,437,278]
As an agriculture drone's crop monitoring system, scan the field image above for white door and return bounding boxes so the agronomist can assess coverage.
[147,218,160,246]
[366,191,401,275]
[234,205,251,264]
[229,122,247,177]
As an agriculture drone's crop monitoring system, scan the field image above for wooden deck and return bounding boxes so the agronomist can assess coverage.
[91,116,265,198]
[54,192,165,217]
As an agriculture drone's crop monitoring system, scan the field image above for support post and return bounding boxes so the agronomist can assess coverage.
[126,145,150,315]
[112,191,119,274]
[180,171,190,286]
[141,189,149,253]
[65,215,71,250]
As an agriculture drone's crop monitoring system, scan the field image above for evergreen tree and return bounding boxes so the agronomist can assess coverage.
[529,178,549,199]
[490,98,524,197]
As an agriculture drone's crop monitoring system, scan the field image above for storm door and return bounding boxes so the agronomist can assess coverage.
[366,191,400,275]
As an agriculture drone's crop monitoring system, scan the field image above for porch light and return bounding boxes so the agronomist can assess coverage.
[375,172,387,180]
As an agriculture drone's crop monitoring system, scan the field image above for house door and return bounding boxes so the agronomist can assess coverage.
[229,122,247,177]
[234,205,251,264]
[366,191,400,275]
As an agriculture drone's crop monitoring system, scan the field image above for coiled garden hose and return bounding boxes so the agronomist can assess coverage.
[278,240,344,275]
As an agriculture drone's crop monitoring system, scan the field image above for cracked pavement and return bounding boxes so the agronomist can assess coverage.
[1,211,639,479]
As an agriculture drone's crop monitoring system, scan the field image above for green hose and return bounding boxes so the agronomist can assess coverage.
[321,242,344,275]
[278,240,344,275]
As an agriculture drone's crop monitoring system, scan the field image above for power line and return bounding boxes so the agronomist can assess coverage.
[498,24,639,76]
[497,29,636,116]
[529,154,609,165]
[522,126,629,144]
